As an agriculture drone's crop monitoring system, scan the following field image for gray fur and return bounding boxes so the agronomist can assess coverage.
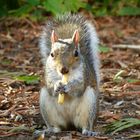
[39,13,100,88]
[39,13,100,136]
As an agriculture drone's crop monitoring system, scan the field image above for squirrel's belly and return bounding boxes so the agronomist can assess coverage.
[57,95,79,117]
[51,95,82,128]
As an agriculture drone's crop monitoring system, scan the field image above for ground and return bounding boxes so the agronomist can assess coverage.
[0,16,140,140]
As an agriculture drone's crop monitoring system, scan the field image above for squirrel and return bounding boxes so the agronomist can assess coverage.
[39,13,100,136]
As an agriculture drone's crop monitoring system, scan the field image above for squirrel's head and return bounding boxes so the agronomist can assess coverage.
[49,30,81,75]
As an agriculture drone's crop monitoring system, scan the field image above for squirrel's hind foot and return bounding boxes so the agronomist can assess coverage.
[33,127,61,138]
[82,129,98,137]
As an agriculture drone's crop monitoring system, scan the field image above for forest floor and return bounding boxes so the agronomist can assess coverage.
[0,15,140,140]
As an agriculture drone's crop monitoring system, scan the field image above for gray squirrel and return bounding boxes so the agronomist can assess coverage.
[39,13,100,136]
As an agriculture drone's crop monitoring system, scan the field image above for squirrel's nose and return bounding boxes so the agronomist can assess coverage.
[60,67,69,74]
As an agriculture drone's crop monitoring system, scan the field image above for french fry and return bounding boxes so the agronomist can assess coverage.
[58,93,65,104]
[58,74,68,104]
[62,74,68,84]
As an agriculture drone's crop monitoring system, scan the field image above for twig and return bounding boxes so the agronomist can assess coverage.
[0,105,16,117]
[112,44,140,50]
[116,91,140,98]
[0,132,31,137]
[24,18,36,29]
[8,125,32,133]
[132,102,140,109]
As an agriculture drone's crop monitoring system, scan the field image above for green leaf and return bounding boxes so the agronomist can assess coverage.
[1,59,12,65]
[118,6,140,16]
[0,0,8,17]
[93,7,108,17]
[129,134,140,139]
[8,124,33,133]
[15,75,40,84]
[99,45,110,53]
[43,0,65,15]
[105,118,140,134]
[27,0,40,6]
[43,0,86,15]
[126,78,140,83]
[9,4,32,17]
[31,9,43,21]
[64,0,86,12]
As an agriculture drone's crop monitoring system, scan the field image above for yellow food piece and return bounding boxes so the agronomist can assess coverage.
[58,74,68,104]
[58,93,65,104]
[62,74,68,84]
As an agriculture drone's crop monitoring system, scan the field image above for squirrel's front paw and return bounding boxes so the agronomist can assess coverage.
[63,84,70,93]
[54,81,70,96]
[54,81,65,96]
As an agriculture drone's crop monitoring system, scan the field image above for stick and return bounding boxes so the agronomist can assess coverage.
[112,44,140,50]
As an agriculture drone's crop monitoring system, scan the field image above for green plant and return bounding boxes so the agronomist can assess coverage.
[0,0,19,17]
[91,0,140,16]
[4,0,87,20]
[9,0,43,20]
[0,0,140,20]
[43,0,86,16]
[118,6,140,16]
[15,75,40,84]
[105,118,140,134]
[99,45,110,53]
[126,78,140,83]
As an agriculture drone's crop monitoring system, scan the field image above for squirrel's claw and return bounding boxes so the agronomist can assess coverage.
[54,81,67,95]
[63,85,70,93]
[33,130,46,138]
[82,129,99,137]
[33,127,61,138]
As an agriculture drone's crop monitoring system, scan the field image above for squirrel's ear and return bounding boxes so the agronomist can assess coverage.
[72,30,79,48]
[51,30,58,44]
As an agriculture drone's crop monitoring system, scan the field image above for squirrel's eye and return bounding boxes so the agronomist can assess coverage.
[50,53,54,57]
[74,50,78,57]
